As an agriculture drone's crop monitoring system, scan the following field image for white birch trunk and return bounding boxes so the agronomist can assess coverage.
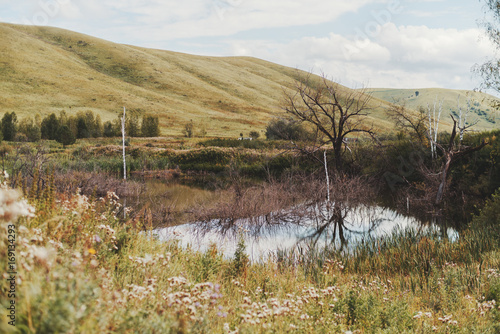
[122,107,126,181]
[427,97,443,160]
[324,150,330,203]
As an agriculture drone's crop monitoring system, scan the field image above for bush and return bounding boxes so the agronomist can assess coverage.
[141,115,160,137]
[56,125,76,147]
[1,112,17,141]
[41,113,60,140]
[471,188,500,229]
[249,130,260,139]
[265,118,312,141]
[198,138,274,150]
[18,117,41,142]
[103,121,117,137]
[183,120,194,138]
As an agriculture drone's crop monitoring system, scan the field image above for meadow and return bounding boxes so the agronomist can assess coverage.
[0,166,499,333]
[0,130,496,333]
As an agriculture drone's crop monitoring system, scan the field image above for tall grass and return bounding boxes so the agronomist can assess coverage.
[1,182,499,332]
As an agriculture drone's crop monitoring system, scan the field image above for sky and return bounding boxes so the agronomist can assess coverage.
[1,0,498,92]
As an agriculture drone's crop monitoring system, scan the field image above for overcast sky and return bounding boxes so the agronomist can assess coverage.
[1,0,498,91]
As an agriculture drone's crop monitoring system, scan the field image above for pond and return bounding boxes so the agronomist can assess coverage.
[152,202,458,262]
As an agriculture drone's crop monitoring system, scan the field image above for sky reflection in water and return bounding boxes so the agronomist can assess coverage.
[153,205,458,262]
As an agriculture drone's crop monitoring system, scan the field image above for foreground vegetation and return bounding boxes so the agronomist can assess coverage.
[1,171,499,333]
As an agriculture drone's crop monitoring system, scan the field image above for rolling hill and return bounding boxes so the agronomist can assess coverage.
[0,23,397,137]
[0,22,497,138]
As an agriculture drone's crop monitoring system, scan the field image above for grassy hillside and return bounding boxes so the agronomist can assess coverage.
[3,22,496,138]
[0,23,396,138]
[366,88,500,131]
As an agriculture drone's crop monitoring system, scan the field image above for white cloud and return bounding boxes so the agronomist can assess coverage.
[10,0,384,41]
[1,0,495,92]
[225,23,496,89]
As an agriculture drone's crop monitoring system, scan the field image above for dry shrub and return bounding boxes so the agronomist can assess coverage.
[192,173,376,237]
[53,170,144,198]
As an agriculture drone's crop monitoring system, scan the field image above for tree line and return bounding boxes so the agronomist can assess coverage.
[0,110,160,145]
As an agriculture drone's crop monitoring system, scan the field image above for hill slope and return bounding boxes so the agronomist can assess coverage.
[0,23,398,137]
[1,23,496,137]
[366,88,500,131]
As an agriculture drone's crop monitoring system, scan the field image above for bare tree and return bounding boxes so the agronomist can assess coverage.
[283,73,374,171]
[427,97,444,160]
[434,116,488,205]
[386,101,427,144]
[456,95,478,143]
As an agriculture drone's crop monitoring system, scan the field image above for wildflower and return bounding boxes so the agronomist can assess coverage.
[32,246,49,262]
[168,276,187,287]
[48,239,64,249]
[438,314,453,323]
[0,188,35,222]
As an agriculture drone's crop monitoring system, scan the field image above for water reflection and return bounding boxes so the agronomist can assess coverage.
[153,202,458,262]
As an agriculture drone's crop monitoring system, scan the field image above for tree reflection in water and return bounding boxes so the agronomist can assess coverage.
[154,176,457,259]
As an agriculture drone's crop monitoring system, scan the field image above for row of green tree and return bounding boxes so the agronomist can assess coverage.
[0,111,160,145]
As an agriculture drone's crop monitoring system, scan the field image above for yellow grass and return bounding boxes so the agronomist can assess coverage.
[0,23,396,137]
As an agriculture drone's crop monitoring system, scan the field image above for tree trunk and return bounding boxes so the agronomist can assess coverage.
[435,152,453,205]
[333,140,343,171]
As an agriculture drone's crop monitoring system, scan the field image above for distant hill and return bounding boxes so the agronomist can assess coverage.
[365,88,500,131]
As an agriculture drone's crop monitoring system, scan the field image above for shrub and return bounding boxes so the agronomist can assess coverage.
[265,118,311,141]
[18,117,41,142]
[56,125,76,147]
[183,120,194,138]
[141,115,160,137]
[41,113,60,140]
[249,130,260,139]
[1,112,17,141]
[103,121,116,137]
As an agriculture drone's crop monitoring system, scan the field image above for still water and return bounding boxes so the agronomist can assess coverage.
[153,204,458,262]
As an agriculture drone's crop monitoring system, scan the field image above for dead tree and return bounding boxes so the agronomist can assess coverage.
[434,116,488,205]
[427,98,444,160]
[386,102,428,144]
[283,73,374,171]
[456,95,478,143]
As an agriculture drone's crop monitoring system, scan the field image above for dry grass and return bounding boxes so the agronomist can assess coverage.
[1,177,499,333]
[0,22,398,138]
